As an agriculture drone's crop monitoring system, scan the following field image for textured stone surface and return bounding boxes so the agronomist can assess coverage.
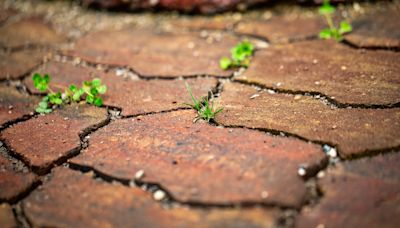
[71,110,326,207]
[0,50,47,80]
[345,8,400,49]
[0,204,17,228]
[235,16,324,43]
[237,40,400,105]
[215,83,400,158]
[0,17,65,48]
[0,85,39,128]
[66,29,238,77]
[297,152,400,228]
[0,147,37,202]
[1,105,108,174]
[24,61,218,116]
[24,167,279,228]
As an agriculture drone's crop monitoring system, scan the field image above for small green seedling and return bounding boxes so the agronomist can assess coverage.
[319,0,352,41]
[32,73,107,114]
[220,40,254,70]
[184,82,223,122]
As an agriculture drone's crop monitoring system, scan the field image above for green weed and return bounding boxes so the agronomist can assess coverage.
[184,82,223,122]
[220,40,254,70]
[319,0,352,41]
[32,73,107,114]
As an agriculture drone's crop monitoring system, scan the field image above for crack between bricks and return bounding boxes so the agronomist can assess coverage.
[233,79,400,109]
[13,202,33,228]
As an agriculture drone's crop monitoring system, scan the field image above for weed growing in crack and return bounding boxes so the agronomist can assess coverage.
[319,0,352,41]
[220,40,254,70]
[184,82,223,122]
[32,73,107,114]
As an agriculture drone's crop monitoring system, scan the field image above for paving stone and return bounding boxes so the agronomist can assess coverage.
[0,147,38,202]
[0,204,17,228]
[0,50,47,80]
[0,17,66,49]
[23,61,218,116]
[215,82,400,158]
[345,8,400,49]
[237,40,400,105]
[297,152,400,228]
[235,16,324,43]
[66,29,239,77]
[1,105,108,174]
[23,167,279,228]
[0,85,39,128]
[71,110,326,207]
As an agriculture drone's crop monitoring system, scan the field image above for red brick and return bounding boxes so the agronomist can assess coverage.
[0,85,39,128]
[235,16,324,43]
[215,82,400,158]
[0,17,66,48]
[297,152,400,228]
[23,167,279,228]
[71,110,326,207]
[345,8,400,49]
[237,40,400,105]
[1,105,108,174]
[65,29,238,77]
[0,148,38,202]
[0,50,48,80]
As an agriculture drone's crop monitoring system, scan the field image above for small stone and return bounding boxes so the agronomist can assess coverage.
[341,66,347,71]
[249,94,259,99]
[261,191,269,199]
[317,171,325,178]
[327,148,337,158]
[294,95,302,100]
[153,190,166,201]
[134,169,145,180]
[298,166,306,177]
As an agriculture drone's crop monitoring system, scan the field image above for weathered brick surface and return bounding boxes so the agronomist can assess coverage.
[0,85,38,128]
[71,110,326,207]
[0,147,37,202]
[215,83,400,158]
[0,17,66,48]
[297,152,400,228]
[0,50,47,80]
[235,16,324,43]
[345,8,400,49]
[0,204,17,228]
[237,40,400,105]
[24,61,218,116]
[66,29,238,77]
[23,167,279,228]
[1,105,108,174]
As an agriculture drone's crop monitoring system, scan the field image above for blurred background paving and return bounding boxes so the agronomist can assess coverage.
[0,0,399,227]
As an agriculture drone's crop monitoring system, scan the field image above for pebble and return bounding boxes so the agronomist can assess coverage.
[261,191,269,199]
[294,95,302,100]
[153,190,166,201]
[134,169,145,180]
[298,167,306,177]
[250,94,259,99]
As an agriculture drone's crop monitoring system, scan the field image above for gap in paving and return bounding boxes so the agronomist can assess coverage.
[13,203,32,228]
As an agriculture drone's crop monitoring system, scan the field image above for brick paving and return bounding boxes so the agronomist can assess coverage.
[0,0,399,227]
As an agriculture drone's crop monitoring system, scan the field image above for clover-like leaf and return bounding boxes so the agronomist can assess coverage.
[219,57,232,70]
[319,0,335,15]
[94,97,103,107]
[339,21,353,34]
[97,85,107,94]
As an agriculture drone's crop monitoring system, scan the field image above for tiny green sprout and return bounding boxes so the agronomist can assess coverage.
[32,73,107,114]
[318,0,352,41]
[184,82,223,122]
[219,40,254,70]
